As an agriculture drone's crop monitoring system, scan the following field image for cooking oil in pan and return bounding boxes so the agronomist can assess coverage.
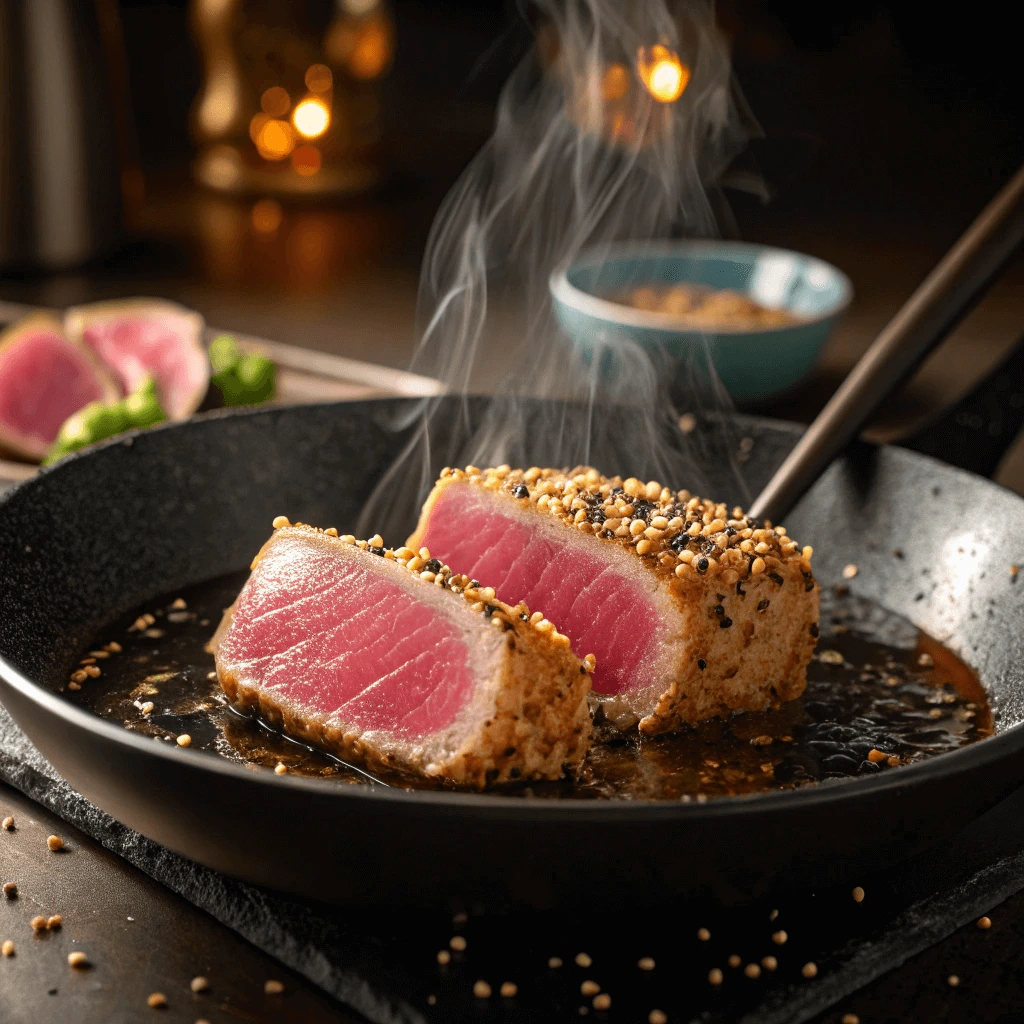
[68,572,992,800]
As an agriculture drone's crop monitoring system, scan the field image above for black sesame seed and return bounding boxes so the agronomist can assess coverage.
[469,580,481,589]
[725,527,737,536]
[697,659,707,670]
[669,534,688,554]
[484,604,498,616]
[633,501,656,522]
[713,604,725,616]
[587,507,606,524]
[769,572,784,585]
[810,623,820,637]
[757,599,770,611]
[736,580,746,596]
[702,540,718,556]
[369,545,385,556]
[720,617,733,628]
[504,746,517,756]
[611,486,624,495]
[697,557,709,573]
[423,558,442,573]
[512,484,529,499]
[805,580,816,592]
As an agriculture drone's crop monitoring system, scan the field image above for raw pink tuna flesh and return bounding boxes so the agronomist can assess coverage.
[69,304,208,420]
[219,534,476,739]
[0,325,114,460]
[416,485,661,695]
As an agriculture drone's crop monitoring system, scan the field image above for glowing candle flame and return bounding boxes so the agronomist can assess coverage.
[636,45,690,103]
[292,98,330,139]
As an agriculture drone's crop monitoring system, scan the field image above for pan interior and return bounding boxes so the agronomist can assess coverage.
[1,398,1019,801]
[67,565,991,799]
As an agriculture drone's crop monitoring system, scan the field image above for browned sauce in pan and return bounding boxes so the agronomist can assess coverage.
[69,572,992,800]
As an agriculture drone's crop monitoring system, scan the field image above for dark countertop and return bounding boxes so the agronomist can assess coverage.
[0,782,354,1023]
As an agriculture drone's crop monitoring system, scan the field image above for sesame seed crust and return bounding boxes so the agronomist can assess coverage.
[410,466,820,735]
[210,523,593,789]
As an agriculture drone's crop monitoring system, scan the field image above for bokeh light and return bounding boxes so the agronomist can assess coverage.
[256,119,294,160]
[637,45,690,103]
[602,63,629,102]
[292,98,330,139]
[348,19,392,80]
[291,145,322,176]
[260,86,291,117]
[251,198,283,234]
[249,113,269,143]
[305,64,333,93]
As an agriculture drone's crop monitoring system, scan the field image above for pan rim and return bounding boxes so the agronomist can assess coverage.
[3,644,1022,821]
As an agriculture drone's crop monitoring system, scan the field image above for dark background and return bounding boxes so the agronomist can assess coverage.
[2,0,1022,475]
[115,0,1022,221]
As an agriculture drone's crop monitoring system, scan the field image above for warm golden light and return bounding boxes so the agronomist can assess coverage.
[305,64,333,93]
[291,145,322,176]
[256,119,294,160]
[251,198,283,234]
[349,19,392,80]
[249,113,268,144]
[637,45,690,103]
[260,86,291,117]
[292,98,330,139]
[602,63,629,102]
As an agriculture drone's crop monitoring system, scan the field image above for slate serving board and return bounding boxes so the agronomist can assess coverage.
[3,695,1024,1024]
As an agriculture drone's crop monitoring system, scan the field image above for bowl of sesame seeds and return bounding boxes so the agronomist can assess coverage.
[550,239,852,403]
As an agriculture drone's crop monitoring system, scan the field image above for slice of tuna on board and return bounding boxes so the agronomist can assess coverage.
[409,466,819,735]
[64,299,209,421]
[0,314,119,461]
[210,522,594,789]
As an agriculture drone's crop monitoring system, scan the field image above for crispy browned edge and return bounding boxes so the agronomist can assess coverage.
[209,525,593,790]
[408,466,819,735]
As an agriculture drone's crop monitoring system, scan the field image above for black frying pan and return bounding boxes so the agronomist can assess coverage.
[2,369,1024,912]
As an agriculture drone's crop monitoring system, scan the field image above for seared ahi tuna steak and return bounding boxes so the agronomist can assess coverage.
[210,520,593,788]
[409,467,819,735]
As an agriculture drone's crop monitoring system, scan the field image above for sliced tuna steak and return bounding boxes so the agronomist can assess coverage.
[409,467,819,735]
[0,314,119,461]
[64,299,209,420]
[211,521,593,788]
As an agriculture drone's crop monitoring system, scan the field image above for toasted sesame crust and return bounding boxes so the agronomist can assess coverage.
[211,521,593,789]
[409,465,819,735]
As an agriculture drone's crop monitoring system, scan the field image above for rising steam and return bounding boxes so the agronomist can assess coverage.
[360,0,757,540]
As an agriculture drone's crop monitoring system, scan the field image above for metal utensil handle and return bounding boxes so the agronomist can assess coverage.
[749,163,1024,523]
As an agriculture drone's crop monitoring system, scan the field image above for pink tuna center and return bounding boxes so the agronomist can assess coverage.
[223,539,477,739]
[0,331,106,446]
[419,486,661,695]
[82,316,199,418]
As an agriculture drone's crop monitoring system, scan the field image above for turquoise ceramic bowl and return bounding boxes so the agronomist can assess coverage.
[550,240,852,403]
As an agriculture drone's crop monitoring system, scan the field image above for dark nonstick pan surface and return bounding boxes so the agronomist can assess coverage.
[1,397,1024,912]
